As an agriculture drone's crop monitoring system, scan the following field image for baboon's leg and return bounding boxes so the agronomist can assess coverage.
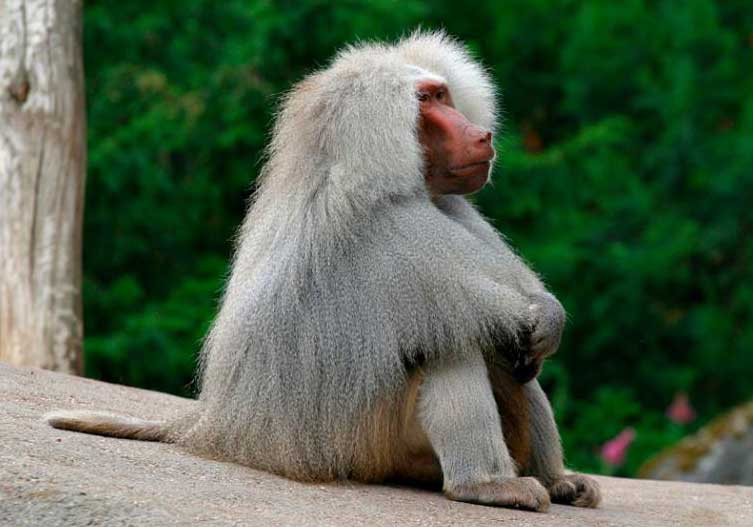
[522,380,601,508]
[350,372,442,486]
[487,361,533,472]
[417,352,550,512]
[518,380,565,485]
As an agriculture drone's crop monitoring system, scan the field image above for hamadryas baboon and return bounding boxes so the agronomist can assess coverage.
[47,31,601,512]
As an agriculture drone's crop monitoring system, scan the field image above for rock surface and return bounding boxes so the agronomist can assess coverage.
[2,363,753,527]
[640,400,753,485]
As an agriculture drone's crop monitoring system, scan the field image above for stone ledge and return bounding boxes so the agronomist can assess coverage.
[1,362,752,527]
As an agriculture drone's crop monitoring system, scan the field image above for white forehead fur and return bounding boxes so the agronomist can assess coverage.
[397,31,497,131]
[405,65,447,86]
[325,29,497,137]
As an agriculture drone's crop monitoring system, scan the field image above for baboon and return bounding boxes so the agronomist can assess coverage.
[47,31,600,512]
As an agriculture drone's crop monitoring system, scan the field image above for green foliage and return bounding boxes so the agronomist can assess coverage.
[83,0,753,475]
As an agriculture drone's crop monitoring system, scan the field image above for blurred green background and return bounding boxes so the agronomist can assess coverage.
[82,0,753,477]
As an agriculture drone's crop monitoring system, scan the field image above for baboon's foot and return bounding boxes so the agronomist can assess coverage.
[445,476,551,512]
[547,473,601,508]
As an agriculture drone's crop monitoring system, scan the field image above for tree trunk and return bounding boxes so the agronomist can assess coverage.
[0,0,86,374]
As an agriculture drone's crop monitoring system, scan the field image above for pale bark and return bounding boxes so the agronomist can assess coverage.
[0,0,86,373]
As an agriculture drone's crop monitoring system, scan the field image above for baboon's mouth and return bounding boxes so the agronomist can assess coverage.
[449,160,491,177]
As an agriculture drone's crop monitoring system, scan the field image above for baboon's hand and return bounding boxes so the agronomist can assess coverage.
[512,292,565,383]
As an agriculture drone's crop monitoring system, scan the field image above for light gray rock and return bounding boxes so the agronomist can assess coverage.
[640,401,753,485]
[2,362,753,527]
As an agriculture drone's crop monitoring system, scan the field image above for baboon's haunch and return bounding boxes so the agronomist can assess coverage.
[46,32,600,512]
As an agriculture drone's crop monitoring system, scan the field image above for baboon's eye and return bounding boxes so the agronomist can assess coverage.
[417,92,430,102]
[436,90,446,101]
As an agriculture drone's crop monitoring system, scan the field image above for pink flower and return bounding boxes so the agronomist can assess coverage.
[666,392,696,424]
[600,427,636,467]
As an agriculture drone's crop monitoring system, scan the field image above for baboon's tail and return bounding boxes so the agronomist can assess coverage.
[44,410,170,442]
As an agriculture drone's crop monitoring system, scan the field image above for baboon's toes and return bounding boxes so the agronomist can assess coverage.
[548,474,601,508]
[446,476,551,512]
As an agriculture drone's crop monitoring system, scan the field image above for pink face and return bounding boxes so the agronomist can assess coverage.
[416,79,495,196]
